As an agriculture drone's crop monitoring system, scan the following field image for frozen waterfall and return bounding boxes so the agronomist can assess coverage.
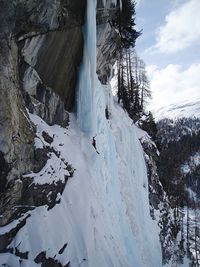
[0,1,162,266]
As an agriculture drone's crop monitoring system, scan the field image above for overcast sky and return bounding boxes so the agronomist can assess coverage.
[135,0,200,112]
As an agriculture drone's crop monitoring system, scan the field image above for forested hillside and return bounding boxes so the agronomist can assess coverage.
[156,117,200,265]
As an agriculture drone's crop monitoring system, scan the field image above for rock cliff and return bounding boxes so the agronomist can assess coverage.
[0,0,85,245]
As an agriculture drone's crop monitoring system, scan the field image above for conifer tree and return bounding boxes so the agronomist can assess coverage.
[113,0,141,48]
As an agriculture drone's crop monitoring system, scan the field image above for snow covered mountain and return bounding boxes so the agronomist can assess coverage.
[154,99,200,121]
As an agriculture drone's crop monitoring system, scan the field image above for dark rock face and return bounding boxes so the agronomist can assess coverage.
[15,0,86,36]
[21,27,83,112]
[35,29,82,111]
[139,138,164,213]
[0,152,10,193]
[0,36,36,201]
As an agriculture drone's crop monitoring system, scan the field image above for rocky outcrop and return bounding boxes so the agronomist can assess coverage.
[96,1,120,83]
[0,120,75,264]
[138,133,164,215]
[139,133,182,265]
[0,36,35,197]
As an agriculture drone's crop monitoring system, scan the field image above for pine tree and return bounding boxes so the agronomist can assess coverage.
[113,0,141,49]
[116,49,151,121]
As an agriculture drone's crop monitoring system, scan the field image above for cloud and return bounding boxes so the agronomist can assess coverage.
[154,0,200,53]
[147,63,200,111]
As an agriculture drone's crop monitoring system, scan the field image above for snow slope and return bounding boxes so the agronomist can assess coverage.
[0,0,162,266]
[2,95,161,266]
[0,97,162,266]
[154,98,200,121]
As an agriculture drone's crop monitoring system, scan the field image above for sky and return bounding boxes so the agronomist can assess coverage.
[135,0,200,112]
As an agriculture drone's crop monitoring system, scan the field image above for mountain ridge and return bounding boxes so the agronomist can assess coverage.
[153,98,200,121]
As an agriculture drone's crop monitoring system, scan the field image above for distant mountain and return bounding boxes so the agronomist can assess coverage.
[156,117,200,146]
[154,98,200,121]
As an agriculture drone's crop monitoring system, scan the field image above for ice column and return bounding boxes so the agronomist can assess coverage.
[76,0,97,137]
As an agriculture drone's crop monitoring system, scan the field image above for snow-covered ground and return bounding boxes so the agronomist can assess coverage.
[1,90,162,266]
[0,83,162,267]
